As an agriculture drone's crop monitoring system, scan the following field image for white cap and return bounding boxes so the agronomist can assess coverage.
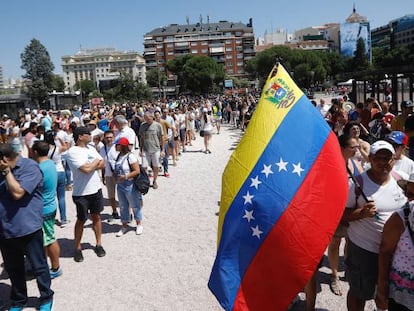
[370,140,395,155]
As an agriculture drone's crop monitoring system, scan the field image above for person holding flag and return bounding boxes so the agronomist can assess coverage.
[208,63,349,310]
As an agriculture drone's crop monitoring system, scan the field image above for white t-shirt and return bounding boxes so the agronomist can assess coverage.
[64,145,103,196]
[48,145,64,172]
[394,155,414,179]
[99,144,119,177]
[115,126,137,149]
[346,172,407,253]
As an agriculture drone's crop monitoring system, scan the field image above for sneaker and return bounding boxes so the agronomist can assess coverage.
[164,172,170,177]
[49,267,63,279]
[74,249,83,263]
[94,245,106,257]
[112,211,120,219]
[60,220,70,228]
[39,299,53,311]
[152,182,158,189]
[65,184,73,191]
[136,224,143,235]
[116,227,127,237]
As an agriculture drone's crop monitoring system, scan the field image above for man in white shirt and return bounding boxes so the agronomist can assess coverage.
[63,126,106,263]
[386,131,414,180]
[113,115,137,152]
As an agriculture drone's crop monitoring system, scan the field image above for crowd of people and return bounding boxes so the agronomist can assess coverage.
[1,92,414,310]
[302,96,414,311]
[0,94,258,310]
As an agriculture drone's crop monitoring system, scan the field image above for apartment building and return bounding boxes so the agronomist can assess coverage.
[143,18,255,78]
[61,48,146,92]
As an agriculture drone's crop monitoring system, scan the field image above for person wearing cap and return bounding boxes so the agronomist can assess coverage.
[386,131,414,180]
[343,140,407,311]
[63,126,106,262]
[113,137,143,236]
[376,173,414,311]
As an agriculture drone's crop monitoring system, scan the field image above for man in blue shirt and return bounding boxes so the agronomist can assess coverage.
[0,143,54,311]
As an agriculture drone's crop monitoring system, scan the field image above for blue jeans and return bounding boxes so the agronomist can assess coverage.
[64,160,72,185]
[162,142,169,173]
[117,183,142,223]
[0,229,53,307]
[57,171,67,222]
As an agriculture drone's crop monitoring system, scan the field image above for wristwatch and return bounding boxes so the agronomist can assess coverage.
[1,169,10,176]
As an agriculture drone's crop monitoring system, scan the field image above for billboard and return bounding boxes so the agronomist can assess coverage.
[340,22,371,60]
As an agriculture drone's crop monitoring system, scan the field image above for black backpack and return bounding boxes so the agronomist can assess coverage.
[127,156,150,195]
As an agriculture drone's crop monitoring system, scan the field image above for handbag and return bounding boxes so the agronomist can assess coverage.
[200,130,205,137]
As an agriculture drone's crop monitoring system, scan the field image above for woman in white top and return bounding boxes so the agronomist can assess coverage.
[113,137,143,237]
[200,108,213,154]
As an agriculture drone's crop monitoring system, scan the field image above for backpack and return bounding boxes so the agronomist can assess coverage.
[126,156,150,195]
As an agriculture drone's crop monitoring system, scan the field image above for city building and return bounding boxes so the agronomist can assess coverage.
[143,18,255,78]
[339,6,371,60]
[61,48,146,92]
[372,15,414,51]
[391,15,414,49]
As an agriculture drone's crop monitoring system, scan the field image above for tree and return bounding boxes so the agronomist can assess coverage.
[352,37,369,71]
[74,79,97,98]
[51,74,65,92]
[182,56,225,94]
[146,68,167,87]
[21,38,55,107]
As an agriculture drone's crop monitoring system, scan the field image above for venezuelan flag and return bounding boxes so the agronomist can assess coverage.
[208,64,349,310]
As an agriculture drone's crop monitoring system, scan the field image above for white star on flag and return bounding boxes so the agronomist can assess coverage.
[243,191,254,205]
[251,225,263,239]
[250,176,262,189]
[261,164,273,178]
[292,162,305,176]
[243,210,255,223]
[276,158,288,172]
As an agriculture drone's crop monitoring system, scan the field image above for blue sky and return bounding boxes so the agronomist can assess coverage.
[1,0,412,79]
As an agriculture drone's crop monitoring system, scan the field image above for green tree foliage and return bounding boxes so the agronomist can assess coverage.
[182,56,225,94]
[146,68,167,87]
[246,46,341,89]
[74,79,97,98]
[51,74,65,92]
[166,54,194,91]
[20,38,55,106]
[101,73,152,102]
[372,45,414,68]
[351,37,369,71]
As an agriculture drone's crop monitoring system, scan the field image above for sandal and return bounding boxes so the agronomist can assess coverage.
[330,277,343,296]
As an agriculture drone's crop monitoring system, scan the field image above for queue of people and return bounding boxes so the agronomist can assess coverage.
[0,95,253,310]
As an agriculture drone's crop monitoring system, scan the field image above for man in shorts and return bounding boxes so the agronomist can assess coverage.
[63,126,106,262]
[32,141,62,279]
[139,111,163,189]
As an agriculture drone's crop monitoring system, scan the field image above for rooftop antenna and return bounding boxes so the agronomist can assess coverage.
[353,2,356,13]
[199,14,203,24]
[186,16,189,25]
[207,14,210,24]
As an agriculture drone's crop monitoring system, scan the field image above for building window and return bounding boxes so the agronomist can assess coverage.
[237,53,243,59]
[226,54,232,59]
[226,47,233,52]
[167,43,174,48]
[192,49,198,54]
[201,49,208,53]
[225,40,232,44]
[191,42,198,46]
[201,41,208,45]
